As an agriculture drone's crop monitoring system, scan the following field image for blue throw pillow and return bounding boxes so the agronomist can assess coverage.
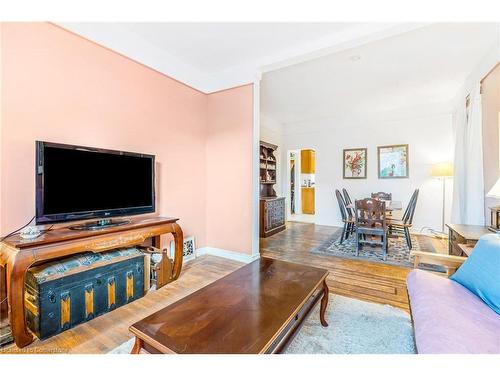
[450,233,500,314]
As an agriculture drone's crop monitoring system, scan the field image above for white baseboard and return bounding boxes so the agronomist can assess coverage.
[196,247,260,263]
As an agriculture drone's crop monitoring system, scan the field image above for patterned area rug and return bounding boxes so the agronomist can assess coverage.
[108,294,416,354]
[311,229,442,270]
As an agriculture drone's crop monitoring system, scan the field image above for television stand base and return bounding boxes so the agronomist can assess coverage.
[1,216,183,348]
[69,219,130,231]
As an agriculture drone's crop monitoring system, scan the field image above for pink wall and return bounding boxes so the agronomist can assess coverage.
[206,85,254,254]
[1,23,255,255]
[0,22,208,247]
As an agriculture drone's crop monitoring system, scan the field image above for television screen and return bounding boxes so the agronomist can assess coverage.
[36,141,155,224]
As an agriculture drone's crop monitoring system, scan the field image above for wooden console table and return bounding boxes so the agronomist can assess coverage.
[446,223,490,256]
[0,216,183,348]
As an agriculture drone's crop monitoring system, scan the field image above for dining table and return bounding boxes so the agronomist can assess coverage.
[347,200,402,212]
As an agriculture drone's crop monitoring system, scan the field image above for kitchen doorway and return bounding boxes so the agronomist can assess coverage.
[287,149,316,223]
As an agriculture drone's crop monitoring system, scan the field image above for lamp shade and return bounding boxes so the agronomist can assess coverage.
[431,162,453,177]
[487,177,500,199]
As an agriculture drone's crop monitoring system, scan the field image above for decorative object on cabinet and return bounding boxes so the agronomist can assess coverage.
[343,148,367,179]
[378,144,409,178]
[300,149,316,174]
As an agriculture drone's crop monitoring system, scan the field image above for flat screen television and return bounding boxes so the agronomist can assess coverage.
[36,141,155,229]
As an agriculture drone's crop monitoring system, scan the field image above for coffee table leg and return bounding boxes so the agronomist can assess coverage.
[131,337,143,354]
[320,279,329,327]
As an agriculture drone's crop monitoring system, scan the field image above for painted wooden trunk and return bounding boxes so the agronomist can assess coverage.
[25,248,145,340]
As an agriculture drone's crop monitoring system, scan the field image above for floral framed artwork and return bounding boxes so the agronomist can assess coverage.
[343,148,367,179]
[377,144,409,178]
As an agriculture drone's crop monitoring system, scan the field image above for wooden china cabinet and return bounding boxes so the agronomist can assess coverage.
[259,141,286,238]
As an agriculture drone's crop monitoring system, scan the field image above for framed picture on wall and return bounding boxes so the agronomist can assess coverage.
[343,148,367,179]
[377,144,409,178]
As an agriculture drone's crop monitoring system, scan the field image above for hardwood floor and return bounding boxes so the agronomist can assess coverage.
[0,256,243,354]
[260,222,447,312]
[1,223,446,353]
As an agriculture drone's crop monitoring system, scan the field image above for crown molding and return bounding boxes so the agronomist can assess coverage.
[58,22,430,94]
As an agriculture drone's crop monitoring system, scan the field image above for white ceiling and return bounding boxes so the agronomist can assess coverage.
[59,22,427,93]
[261,23,500,128]
[120,23,361,73]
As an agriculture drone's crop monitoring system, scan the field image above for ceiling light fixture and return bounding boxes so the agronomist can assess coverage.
[349,55,361,61]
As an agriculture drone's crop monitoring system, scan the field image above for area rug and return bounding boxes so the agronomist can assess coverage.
[108,294,416,354]
[285,295,415,354]
[311,230,442,270]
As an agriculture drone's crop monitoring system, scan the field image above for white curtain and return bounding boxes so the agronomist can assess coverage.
[451,84,485,225]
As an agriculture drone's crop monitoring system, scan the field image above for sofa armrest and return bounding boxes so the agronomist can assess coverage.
[410,251,467,276]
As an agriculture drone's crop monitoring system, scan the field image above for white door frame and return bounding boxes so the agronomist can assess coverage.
[252,79,261,258]
[286,149,302,220]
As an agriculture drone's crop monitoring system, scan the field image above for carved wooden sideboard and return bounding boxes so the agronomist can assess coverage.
[260,197,286,238]
[0,216,183,348]
[259,141,286,238]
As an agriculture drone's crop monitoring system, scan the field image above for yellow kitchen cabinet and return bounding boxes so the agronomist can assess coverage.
[300,149,316,173]
[301,187,315,214]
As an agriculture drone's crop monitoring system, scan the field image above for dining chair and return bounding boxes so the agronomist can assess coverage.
[335,189,355,244]
[388,189,419,249]
[371,192,392,201]
[354,198,389,260]
[342,188,355,218]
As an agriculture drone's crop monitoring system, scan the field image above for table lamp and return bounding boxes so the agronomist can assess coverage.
[431,162,453,233]
[486,177,500,232]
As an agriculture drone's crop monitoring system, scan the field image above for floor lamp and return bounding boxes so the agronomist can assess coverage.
[431,162,454,233]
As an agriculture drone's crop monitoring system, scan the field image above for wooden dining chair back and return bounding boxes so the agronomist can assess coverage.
[335,189,355,244]
[371,191,392,201]
[402,189,419,225]
[342,188,354,217]
[354,198,389,260]
[389,189,419,250]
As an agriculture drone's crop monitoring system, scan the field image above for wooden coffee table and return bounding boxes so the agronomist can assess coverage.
[129,257,329,354]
